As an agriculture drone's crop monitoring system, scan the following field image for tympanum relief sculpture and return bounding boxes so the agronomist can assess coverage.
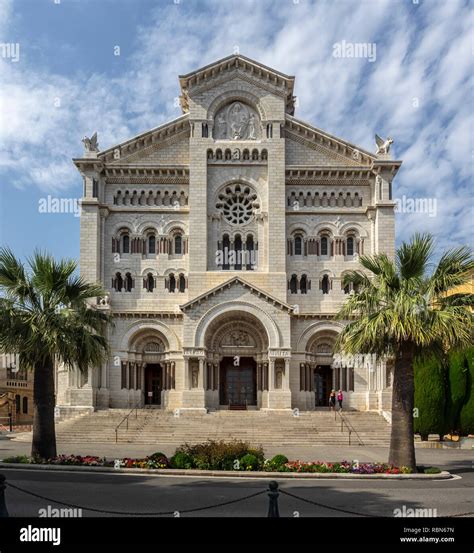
[214,102,260,140]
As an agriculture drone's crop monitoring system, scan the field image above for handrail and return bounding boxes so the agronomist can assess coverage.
[114,401,141,443]
[335,409,365,446]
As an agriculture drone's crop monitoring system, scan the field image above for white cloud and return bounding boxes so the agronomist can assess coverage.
[0,0,472,250]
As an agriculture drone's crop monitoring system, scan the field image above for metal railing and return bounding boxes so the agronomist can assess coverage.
[334,408,365,446]
[114,401,141,443]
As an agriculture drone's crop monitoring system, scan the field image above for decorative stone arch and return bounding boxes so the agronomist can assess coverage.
[313,222,338,237]
[207,90,268,123]
[120,321,181,353]
[141,267,159,277]
[110,222,134,235]
[163,221,187,235]
[136,221,161,235]
[206,316,269,354]
[296,321,345,352]
[288,222,311,235]
[339,222,369,239]
[194,301,281,349]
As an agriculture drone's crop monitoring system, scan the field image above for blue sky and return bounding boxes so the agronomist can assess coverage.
[0,0,472,265]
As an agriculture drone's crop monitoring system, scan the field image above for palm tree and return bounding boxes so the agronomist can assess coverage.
[336,234,473,470]
[0,248,110,459]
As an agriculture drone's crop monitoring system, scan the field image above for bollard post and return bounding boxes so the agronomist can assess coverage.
[267,480,280,518]
[0,474,9,517]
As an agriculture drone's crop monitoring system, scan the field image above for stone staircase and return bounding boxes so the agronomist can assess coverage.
[13,409,391,447]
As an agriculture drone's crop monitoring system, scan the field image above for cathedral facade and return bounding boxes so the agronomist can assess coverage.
[56,55,401,414]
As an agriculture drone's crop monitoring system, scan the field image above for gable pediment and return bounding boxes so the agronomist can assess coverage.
[180,276,293,314]
[284,115,376,167]
[179,55,295,115]
[96,114,190,166]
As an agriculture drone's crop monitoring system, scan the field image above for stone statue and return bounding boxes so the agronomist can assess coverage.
[99,295,109,306]
[276,369,283,389]
[82,132,99,153]
[375,134,393,156]
[191,367,199,388]
[248,114,256,139]
[216,114,227,139]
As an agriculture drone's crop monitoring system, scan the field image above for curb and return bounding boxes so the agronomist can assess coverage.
[0,462,452,479]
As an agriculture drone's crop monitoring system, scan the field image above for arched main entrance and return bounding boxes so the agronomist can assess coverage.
[204,311,269,409]
[124,328,175,408]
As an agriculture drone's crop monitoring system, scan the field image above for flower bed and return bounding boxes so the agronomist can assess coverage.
[1,440,440,474]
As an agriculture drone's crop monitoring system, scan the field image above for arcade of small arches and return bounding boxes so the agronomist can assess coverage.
[287,190,363,209]
[288,272,360,295]
[113,189,188,207]
[112,228,188,257]
[112,271,187,293]
[287,229,364,257]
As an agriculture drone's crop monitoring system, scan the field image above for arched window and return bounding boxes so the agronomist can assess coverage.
[145,273,155,292]
[114,272,123,292]
[320,236,328,256]
[148,234,156,255]
[346,236,354,256]
[246,235,255,270]
[125,272,133,292]
[22,396,28,414]
[174,234,182,255]
[300,274,308,294]
[343,282,350,294]
[168,273,176,293]
[234,234,242,270]
[179,274,186,293]
[122,234,130,254]
[294,235,302,256]
[290,274,298,294]
[321,275,330,294]
[222,234,230,270]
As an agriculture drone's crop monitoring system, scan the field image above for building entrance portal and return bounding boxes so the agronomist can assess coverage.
[220,356,256,408]
[314,365,332,407]
[145,364,162,405]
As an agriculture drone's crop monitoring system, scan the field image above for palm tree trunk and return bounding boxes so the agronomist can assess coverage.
[388,340,416,470]
[31,358,57,459]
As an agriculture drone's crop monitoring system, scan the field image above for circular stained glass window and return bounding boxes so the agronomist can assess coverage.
[217,184,259,225]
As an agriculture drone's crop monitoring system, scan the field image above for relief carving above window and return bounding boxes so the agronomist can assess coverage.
[214,101,260,140]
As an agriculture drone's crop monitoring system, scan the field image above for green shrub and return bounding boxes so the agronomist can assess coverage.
[1,455,31,464]
[174,440,264,471]
[265,454,289,471]
[423,466,441,474]
[170,452,194,469]
[414,354,446,439]
[445,349,469,433]
[460,347,474,435]
[239,453,260,471]
[148,452,169,467]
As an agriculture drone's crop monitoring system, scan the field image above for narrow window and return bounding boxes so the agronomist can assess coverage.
[122,234,130,254]
[294,235,302,256]
[322,275,330,294]
[290,274,298,294]
[125,273,133,292]
[174,235,182,255]
[22,397,28,414]
[234,234,242,270]
[148,235,156,254]
[347,236,354,256]
[169,274,176,292]
[246,235,255,270]
[300,274,308,294]
[179,274,186,293]
[320,236,328,256]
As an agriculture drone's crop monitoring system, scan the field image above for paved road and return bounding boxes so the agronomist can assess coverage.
[1,458,472,518]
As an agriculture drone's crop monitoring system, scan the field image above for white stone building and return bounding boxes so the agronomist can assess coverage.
[56,55,401,414]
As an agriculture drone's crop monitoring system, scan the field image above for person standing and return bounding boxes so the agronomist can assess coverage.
[329,390,336,411]
[337,389,344,410]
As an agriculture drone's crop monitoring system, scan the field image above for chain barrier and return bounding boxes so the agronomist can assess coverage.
[5,481,265,516]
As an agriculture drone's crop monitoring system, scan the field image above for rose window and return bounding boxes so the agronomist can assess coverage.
[216,184,259,225]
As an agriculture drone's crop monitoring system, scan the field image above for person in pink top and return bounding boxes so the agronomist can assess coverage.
[337,389,343,410]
